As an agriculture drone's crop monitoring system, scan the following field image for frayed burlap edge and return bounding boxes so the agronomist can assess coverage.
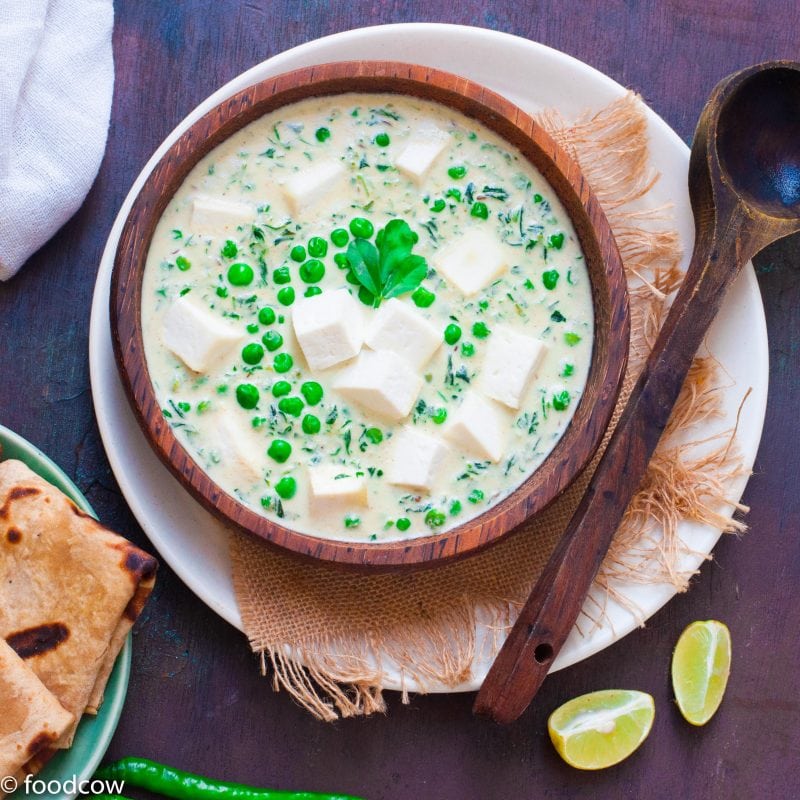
[229,93,750,720]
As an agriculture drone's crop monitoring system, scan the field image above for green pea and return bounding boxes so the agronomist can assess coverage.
[425,509,446,528]
[344,514,361,528]
[274,265,292,284]
[472,321,490,339]
[271,380,291,397]
[302,414,321,434]
[547,232,565,249]
[374,132,390,147]
[553,390,571,411]
[275,476,297,499]
[300,381,323,405]
[315,126,330,142]
[277,287,295,306]
[267,439,292,463]
[242,343,264,365]
[449,499,462,516]
[365,427,383,444]
[299,258,325,283]
[357,286,374,306]
[446,188,462,201]
[396,517,411,532]
[431,408,447,425]
[236,383,259,410]
[448,165,467,179]
[349,217,374,238]
[176,255,191,271]
[412,287,435,308]
[470,201,489,220]
[461,342,475,357]
[290,245,306,263]
[330,228,349,247]
[542,269,559,290]
[228,263,254,286]
[444,324,461,345]
[304,286,322,297]
[246,323,259,334]
[468,488,485,504]
[564,332,582,347]
[258,306,276,325]
[273,352,293,373]
[334,252,350,268]
[431,198,446,213]
[307,236,328,258]
[221,240,238,259]
[262,330,283,351]
[278,396,304,417]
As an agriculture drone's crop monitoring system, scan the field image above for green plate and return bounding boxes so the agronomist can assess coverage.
[1,425,130,800]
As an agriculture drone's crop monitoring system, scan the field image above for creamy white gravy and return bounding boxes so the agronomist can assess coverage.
[141,92,593,542]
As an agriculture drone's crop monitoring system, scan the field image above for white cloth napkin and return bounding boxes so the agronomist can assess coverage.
[0,0,113,280]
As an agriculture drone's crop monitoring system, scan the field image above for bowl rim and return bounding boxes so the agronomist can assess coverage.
[110,60,630,571]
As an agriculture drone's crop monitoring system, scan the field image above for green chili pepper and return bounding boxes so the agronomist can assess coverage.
[94,758,365,800]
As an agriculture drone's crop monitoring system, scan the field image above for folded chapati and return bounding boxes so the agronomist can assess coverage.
[0,638,73,791]
[0,459,157,746]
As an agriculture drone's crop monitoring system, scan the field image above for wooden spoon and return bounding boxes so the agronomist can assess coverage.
[474,61,800,724]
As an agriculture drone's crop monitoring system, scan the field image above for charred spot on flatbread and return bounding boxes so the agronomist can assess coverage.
[123,575,156,621]
[119,545,158,583]
[0,486,40,518]
[26,731,57,757]
[7,623,70,659]
[6,527,21,543]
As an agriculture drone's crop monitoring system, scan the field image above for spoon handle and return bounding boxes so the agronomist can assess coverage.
[473,219,749,724]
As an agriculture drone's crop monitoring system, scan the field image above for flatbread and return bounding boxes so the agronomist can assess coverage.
[0,638,73,792]
[0,459,157,746]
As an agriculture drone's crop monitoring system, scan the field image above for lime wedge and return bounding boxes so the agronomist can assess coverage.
[547,689,655,770]
[671,619,731,725]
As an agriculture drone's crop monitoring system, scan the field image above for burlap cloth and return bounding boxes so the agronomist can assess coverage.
[230,94,749,720]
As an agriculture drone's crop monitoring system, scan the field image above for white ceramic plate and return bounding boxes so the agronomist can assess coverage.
[89,23,768,692]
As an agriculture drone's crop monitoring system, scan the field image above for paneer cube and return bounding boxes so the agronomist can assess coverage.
[387,427,449,492]
[395,123,448,183]
[434,229,511,296]
[308,464,368,516]
[364,298,442,369]
[444,391,507,463]
[162,295,243,373]
[190,195,252,237]
[480,326,547,409]
[282,159,346,214]
[291,289,364,371]
[334,350,423,422]
[213,411,265,486]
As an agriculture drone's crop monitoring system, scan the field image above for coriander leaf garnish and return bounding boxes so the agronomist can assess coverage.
[344,219,428,307]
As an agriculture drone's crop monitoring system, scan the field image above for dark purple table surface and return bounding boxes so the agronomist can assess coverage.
[1,3,798,799]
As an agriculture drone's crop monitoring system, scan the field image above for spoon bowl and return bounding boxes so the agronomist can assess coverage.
[716,66,800,217]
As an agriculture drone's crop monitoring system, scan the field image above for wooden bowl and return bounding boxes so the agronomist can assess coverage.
[111,61,630,571]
